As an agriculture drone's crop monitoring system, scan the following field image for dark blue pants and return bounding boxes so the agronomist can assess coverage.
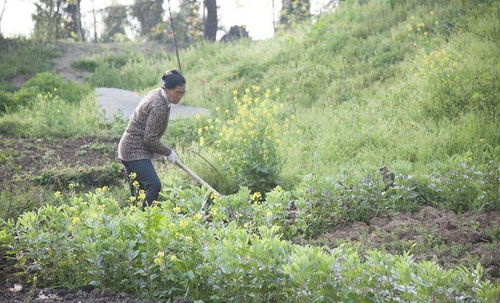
[121,159,161,208]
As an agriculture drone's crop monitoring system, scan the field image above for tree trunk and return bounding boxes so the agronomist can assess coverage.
[66,0,85,41]
[203,0,217,41]
[74,0,84,41]
[91,0,97,42]
[0,0,8,35]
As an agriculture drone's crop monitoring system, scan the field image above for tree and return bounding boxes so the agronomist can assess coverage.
[174,0,203,46]
[32,0,65,40]
[102,3,130,42]
[203,0,217,41]
[0,0,7,36]
[131,0,164,40]
[279,0,311,30]
[32,0,84,41]
[63,0,84,41]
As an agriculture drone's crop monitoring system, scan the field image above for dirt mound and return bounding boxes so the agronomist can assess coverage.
[302,206,500,281]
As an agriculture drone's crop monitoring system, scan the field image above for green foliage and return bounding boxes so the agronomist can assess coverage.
[291,162,499,239]
[2,190,498,301]
[0,93,110,137]
[87,56,162,90]
[0,91,15,113]
[0,37,56,84]
[418,39,498,120]
[422,162,500,213]
[0,186,61,221]
[196,88,286,193]
[15,72,91,106]
[102,4,130,42]
[130,0,164,39]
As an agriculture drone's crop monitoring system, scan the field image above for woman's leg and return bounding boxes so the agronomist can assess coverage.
[121,159,161,208]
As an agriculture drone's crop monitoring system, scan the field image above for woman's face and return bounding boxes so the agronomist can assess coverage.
[165,85,186,104]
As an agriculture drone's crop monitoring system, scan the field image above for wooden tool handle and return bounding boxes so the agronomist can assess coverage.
[175,159,222,197]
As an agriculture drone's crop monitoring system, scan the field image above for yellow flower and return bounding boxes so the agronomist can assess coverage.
[479,138,485,142]
[197,128,203,135]
[173,206,181,213]
[138,190,146,201]
[129,196,137,202]
[266,211,273,217]
[170,255,177,262]
[129,172,137,180]
[157,251,165,257]
[252,192,262,201]
[185,236,193,242]
[180,220,189,228]
[232,89,238,96]
[132,180,140,187]
[194,213,203,221]
[199,136,205,146]
[169,223,176,229]
[274,185,283,192]
[54,191,62,198]
[72,217,80,224]
[68,182,76,189]
[154,257,162,265]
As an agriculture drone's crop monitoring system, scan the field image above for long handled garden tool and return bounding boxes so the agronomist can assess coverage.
[174,159,222,213]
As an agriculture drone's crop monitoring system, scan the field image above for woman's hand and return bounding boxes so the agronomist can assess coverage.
[166,149,179,164]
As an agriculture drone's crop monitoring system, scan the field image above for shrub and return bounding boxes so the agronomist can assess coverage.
[16,72,91,105]
[198,87,286,193]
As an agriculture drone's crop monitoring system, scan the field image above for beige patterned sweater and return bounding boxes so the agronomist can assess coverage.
[118,88,172,161]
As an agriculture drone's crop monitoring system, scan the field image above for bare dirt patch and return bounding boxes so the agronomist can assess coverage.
[299,206,500,281]
[0,135,118,185]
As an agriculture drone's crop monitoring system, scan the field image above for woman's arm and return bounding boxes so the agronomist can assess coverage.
[143,106,172,156]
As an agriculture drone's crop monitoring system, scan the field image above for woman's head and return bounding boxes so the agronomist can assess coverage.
[161,70,186,104]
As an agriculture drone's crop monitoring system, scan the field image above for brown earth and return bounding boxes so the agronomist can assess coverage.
[297,206,500,282]
[0,135,119,185]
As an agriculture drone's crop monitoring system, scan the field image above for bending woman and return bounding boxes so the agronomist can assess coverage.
[118,70,186,207]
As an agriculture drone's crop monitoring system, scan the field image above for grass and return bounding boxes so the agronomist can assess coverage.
[0,37,57,87]
[81,0,500,184]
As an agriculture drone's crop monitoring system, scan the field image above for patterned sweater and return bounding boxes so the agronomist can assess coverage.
[118,88,172,161]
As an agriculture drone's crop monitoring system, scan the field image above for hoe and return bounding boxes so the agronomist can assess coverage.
[174,159,222,213]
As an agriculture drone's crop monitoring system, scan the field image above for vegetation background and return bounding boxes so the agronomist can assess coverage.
[0,0,498,302]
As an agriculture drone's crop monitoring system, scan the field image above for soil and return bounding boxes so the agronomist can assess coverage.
[0,135,119,185]
[297,206,500,282]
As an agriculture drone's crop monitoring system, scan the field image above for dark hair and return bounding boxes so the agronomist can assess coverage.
[161,70,186,89]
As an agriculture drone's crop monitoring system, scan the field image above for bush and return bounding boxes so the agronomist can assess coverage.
[197,87,287,193]
[16,72,91,105]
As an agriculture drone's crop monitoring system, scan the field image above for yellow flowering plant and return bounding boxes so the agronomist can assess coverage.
[199,87,285,193]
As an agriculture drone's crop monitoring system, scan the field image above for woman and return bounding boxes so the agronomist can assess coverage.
[118,70,186,207]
